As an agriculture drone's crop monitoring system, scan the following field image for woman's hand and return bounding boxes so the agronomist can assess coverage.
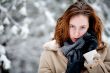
[82,31,98,52]
[62,38,86,73]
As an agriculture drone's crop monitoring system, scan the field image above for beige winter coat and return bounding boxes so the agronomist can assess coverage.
[38,40,110,73]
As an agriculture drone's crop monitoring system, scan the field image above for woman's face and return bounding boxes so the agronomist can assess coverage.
[69,14,89,42]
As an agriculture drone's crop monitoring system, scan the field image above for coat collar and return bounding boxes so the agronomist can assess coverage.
[43,40,59,51]
[96,42,108,61]
[43,40,68,63]
[43,40,108,61]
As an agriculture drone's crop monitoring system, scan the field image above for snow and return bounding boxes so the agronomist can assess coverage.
[0,0,110,73]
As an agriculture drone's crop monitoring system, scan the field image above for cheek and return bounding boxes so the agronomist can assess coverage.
[69,29,75,37]
[69,26,89,39]
[80,29,88,36]
[80,31,86,36]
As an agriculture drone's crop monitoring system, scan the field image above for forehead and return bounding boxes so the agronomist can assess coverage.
[69,14,89,26]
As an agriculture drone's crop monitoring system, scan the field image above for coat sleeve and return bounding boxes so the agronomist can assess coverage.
[38,51,53,73]
[84,47,110,73]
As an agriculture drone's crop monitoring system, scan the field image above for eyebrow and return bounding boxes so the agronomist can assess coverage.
[81,25,87,26]
[69,24,87,26]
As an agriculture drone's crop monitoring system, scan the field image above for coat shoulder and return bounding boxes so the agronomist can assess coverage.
[104,44,110,61]
[40,50,55,62]
[38,50,55,73]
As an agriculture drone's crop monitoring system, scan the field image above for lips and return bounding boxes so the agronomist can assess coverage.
[72,38,78,42]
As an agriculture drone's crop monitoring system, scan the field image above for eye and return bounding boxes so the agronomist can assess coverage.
[70,25,75,28]
[81,26,86,29]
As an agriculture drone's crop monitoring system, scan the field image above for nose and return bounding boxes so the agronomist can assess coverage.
[74,30,80,38]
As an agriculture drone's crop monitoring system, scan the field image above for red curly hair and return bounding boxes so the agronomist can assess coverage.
[54,1,103,48]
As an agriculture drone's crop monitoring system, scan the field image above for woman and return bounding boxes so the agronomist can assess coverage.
[38,0,110,73]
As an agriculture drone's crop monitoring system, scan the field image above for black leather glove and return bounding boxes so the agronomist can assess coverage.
[60,38,86,73]
[82,31,98,52]
[62,31,98,73]
[66,47,85,73]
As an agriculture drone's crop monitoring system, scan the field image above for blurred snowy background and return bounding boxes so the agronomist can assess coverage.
[0,0,110,73]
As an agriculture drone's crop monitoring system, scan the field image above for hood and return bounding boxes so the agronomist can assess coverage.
[43,40,60,51]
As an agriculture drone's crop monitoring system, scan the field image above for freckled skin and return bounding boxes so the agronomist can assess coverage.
[69,14,89,42]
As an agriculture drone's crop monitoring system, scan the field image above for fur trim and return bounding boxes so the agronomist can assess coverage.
[43,40,59,51]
